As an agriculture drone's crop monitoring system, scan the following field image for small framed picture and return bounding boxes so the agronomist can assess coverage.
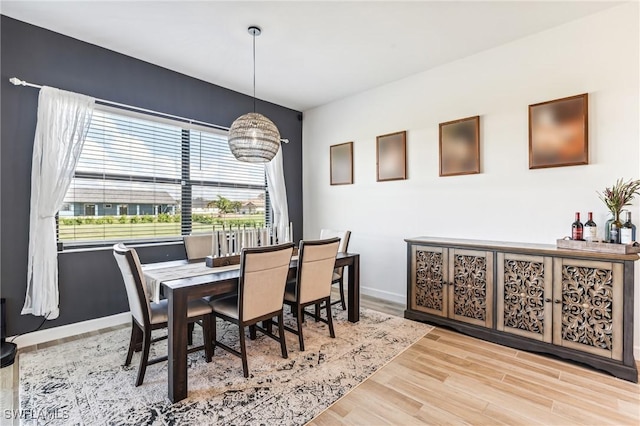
[330,142,354,185]
[376,131,407,182]
[439,116,480,177]
[529,93,588,169]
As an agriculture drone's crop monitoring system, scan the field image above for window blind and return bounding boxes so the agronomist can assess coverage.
[59,107,267,244]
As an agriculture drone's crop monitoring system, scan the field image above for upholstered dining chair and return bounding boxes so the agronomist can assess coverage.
[319,229,351,310]
[283,237,341,351]
[112,243,214,386]
[209,242,294,378]
[183,234,213,262]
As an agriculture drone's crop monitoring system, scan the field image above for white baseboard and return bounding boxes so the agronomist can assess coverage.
[360,286,406,306]
[11,312,131,349]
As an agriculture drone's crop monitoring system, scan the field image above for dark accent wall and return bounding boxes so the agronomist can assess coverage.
[0,16,303,336]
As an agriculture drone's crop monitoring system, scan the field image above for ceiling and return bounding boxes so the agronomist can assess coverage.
[1,1,621,111]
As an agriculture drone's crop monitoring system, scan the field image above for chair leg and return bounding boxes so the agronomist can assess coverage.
[338,277,346,310]
[326,298,336,338]
[296,305,305,351]
[187,322,195,346]
[249,324,257,340]
[125,320,141,366]
[135,328,152,387]
[202,316,213,363]
[277,313,288,359]
[239,325,249,378]
[314,303,320,322]
[211,316,217,354]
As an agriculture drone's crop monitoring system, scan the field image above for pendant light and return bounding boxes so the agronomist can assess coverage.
[228,26,281,163]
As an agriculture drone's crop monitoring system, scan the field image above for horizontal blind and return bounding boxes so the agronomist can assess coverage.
[59,108,267,244]
[189,130,266,233]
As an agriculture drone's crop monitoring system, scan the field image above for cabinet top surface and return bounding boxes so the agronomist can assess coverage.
[405,236,640,261]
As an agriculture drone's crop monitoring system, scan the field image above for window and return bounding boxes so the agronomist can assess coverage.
[59,107,267,244]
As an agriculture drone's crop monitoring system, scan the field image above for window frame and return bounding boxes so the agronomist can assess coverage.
[58,105,269,249]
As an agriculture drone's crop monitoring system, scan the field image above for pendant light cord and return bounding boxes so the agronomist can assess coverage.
[252,31,256,113]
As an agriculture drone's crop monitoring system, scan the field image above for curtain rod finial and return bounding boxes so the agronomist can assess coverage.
[9,77,25,86]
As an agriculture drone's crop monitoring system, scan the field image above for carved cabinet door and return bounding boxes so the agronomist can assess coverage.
[410,245,448,318]
[447,249,493,328]
[496,253,553,342]
[552,258,623,360]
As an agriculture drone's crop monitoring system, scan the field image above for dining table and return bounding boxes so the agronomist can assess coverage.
[142,252,360,403]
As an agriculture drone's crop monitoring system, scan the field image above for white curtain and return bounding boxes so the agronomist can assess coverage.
[265,147,290,241]
[22,87,95,320]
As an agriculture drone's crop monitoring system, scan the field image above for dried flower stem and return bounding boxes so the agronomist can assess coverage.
[597,178,640,216]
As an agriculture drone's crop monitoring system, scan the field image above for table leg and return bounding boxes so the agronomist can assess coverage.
[167,288,188,402]
[347,254,360,323]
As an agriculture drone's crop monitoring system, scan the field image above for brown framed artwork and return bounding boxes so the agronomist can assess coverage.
[529,93,588,169]
[329,142,354,185]
[376,131,407,182]
[439,116,480,177]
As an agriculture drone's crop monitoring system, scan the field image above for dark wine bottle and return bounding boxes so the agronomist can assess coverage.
[583,212,597,242]
[621,210,636,244]
[571,212,583,240]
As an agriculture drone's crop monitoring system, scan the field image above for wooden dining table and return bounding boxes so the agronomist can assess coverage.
[145,252,360,403]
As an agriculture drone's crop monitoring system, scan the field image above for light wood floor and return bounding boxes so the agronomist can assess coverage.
[3,292,639,426]
[310,303,640,425]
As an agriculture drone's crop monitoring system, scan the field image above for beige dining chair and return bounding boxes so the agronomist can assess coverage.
[319,229,351,310]
[183,234,213,261]
[209,242,294,378]
[113,243,214,386]
[283,237,341,351]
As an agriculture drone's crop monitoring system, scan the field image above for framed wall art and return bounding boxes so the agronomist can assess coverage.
[329,142,354,185]
[529,93,588,169]
[439,116,480,177]
[376,131,406,182]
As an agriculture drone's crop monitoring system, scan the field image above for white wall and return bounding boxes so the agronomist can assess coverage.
[303,4,640,352]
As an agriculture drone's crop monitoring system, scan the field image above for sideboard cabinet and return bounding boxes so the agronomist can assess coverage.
[406,237,637,382]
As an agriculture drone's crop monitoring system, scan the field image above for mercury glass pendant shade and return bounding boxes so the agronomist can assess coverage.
[228,112,281,163]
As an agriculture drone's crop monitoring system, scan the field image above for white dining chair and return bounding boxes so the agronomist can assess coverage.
[113,243,213,386]
[209,242,294,377]
[183,234,213,261]
[283,237,341,351]
[319,229,351,310]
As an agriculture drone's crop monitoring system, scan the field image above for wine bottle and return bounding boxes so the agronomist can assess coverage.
[621,210,636,244]
[610,213,622,244]
[571,212,583,240]
[583,212,597,242]
[604,214,613,242]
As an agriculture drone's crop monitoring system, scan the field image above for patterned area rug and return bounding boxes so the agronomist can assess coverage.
[19,308,432,425]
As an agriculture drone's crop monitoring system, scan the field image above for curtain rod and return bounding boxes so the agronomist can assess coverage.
[8,77,289,143]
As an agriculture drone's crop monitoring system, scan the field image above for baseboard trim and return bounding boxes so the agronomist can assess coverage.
[360,286,405,305]
[11,312,131,349]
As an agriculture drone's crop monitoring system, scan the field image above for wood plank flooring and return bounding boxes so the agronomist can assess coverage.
[3,291,639,426]
[310,306,640,426]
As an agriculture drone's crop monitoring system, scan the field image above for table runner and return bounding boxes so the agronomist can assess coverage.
[143,263,240,303]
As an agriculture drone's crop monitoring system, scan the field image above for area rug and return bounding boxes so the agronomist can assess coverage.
[19,308,432,425]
